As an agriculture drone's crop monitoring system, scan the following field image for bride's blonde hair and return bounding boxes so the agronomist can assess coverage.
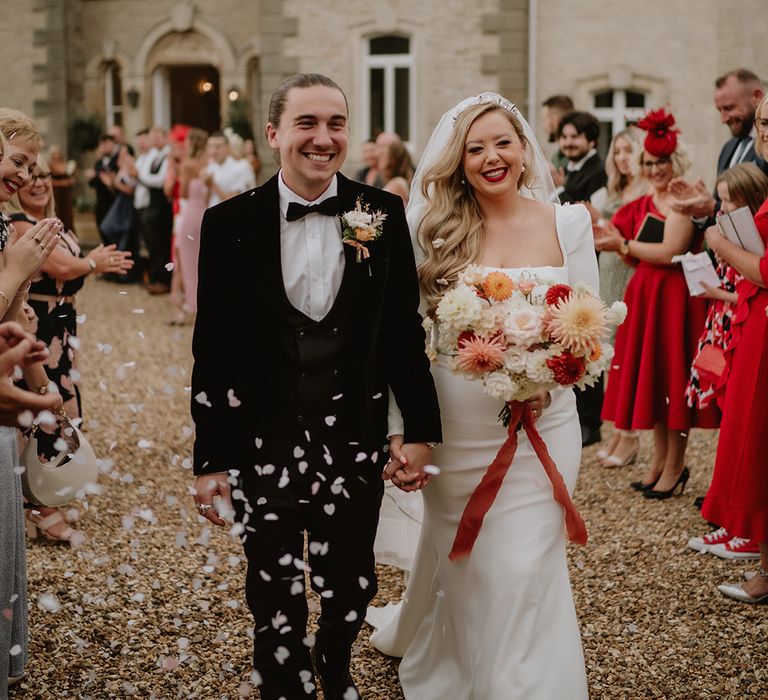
[417,102,536,311]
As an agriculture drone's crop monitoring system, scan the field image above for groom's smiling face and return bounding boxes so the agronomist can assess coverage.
[267,85,349,200]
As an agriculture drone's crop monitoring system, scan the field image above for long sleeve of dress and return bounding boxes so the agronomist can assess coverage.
[562,203,600,293]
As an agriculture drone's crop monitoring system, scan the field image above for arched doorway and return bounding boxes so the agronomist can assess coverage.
[167,64,220,132]
[146,30,225,132]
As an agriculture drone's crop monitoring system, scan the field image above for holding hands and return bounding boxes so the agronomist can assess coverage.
[384,436,434,492]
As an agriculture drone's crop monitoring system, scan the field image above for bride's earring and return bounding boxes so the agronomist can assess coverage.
[521,164,526,172]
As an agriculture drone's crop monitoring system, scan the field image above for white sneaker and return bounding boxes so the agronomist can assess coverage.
[709,537,761,560]
[687,527,731,553]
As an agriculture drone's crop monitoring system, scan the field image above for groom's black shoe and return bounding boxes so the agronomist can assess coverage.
[311,647,360,699]
[580,424,601,447]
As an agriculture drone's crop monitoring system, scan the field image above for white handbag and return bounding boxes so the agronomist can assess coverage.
[21,411,99,507]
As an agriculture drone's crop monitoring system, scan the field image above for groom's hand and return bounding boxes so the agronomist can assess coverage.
[193,472,232,527]
[384,435,433,492]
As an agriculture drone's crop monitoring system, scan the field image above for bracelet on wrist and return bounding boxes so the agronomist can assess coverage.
[87,257,97,271]
[0,290,9,307]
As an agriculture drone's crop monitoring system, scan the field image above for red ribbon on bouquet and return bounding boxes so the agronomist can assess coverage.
[448,400,588,562]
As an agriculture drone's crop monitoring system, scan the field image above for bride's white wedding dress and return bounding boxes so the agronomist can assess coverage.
[370,203,595,700]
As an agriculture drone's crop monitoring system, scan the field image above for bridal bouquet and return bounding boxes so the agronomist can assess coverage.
[424,265,627,426]
[424,266,627,561]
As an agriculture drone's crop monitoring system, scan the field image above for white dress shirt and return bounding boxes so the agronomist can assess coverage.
[278,172,344,322]
[207,156,256,207]
[133,151,152,209]
[137,145,170,190]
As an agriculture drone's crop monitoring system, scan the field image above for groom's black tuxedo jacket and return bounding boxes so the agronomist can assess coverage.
[191,172,441,475]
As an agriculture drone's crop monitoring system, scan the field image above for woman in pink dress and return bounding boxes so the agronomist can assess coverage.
[172,128,208,324]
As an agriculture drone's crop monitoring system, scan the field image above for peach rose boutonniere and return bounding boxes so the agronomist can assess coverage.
[341,196,387,262]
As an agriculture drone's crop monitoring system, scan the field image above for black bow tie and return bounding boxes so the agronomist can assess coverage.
[285,196,339,222]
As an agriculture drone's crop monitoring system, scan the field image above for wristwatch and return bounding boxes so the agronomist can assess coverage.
[87,257,97,271]
[426,441,440,449]
[619,238,630,256]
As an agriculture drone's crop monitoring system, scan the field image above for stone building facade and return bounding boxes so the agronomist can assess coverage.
[2,0,766,186]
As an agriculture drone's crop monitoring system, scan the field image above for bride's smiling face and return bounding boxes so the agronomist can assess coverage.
[462,110,525,199]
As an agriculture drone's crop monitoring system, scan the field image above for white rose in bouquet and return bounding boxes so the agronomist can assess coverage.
[502,307,545,348]
[482,371,518,402]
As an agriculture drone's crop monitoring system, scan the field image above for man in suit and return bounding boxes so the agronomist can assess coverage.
[557,111,607,205]
[190,73,441,700]
[556,111,606,446]
[671,68,766,218]
[136,126,173,294]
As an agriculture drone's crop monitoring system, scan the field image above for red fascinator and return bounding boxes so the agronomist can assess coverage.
[170,123,192,145]
[636,108,679,157]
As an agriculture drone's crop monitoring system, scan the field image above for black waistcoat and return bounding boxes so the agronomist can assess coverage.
[264,271,369,438]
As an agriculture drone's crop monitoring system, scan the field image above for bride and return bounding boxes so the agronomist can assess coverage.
[372,94,595,699]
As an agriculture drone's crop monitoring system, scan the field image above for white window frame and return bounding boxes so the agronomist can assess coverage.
[363,37,415,147]
[104,62,123,128]
[592,89,647,135]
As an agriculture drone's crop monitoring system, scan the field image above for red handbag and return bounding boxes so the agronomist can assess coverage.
[692,343,726,382]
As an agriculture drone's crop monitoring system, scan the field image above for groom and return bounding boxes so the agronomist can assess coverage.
[190,73,441,699]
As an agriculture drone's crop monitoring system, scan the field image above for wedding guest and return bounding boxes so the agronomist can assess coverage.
[0,110,63,694]
[670,69,766,221]
[163,124,191,311]
[170,127,208,325]
[7,151,132,455]
[588,127,647,467]
[243,138,262,183]
[137,126,172,294]
[541,94,574,176]
[354,138,379,185]
[86,134,118,240]
[131,129,152,278]
[701,95,768,601]
[686,162,768,559]
[380,140,414,204]
[372,131,401,187]
[596,109,719,498]
[47,145,75,233]
[697,96,768,601]
[204,132,255,207]
[557,111,606,447]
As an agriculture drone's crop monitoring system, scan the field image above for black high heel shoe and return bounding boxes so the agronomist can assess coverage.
[643,467,690,500]
[630,475,660,492]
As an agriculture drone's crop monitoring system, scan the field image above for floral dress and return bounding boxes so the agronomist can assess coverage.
[685,262,740,409]
[10,214,85,459]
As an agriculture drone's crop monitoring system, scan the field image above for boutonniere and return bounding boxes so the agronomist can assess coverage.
[340,196,387,262]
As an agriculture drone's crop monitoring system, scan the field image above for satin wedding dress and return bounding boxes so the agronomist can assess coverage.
[370,203,596,700]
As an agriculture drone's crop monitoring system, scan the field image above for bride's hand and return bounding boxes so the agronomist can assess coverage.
[384,436,431,491]
[525,390,551,421]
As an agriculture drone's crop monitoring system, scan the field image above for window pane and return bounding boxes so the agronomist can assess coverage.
[394,67,410,141]
[370,36,410,55]
[626,90,646,108]
[369,67,385,137]
[597,121,612,160]
[594,90,613,108]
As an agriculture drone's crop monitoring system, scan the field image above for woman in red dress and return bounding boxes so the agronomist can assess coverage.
[595,109,719,499]
[701,95,768,603]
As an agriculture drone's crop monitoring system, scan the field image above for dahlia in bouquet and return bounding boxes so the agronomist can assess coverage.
[424,266,627,560]
[424,265,627,426]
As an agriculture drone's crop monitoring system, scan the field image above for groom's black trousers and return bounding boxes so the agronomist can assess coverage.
[234,426,385,699]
